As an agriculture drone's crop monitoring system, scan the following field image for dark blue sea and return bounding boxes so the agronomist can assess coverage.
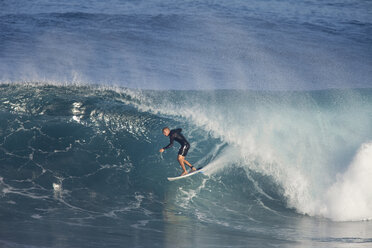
[1,1,372,247]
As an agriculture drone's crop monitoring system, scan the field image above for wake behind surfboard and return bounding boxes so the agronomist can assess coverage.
[167,167,204,181]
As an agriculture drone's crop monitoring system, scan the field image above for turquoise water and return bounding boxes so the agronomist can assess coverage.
[0,84,372,247]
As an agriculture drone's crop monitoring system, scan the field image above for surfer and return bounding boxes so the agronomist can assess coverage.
[159,127,196,176]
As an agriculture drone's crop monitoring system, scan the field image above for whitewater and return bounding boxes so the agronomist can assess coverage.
[1,0,372,247]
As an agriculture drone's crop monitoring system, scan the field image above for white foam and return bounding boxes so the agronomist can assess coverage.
[201,146,240,176]
[318,142,372,221]
[53,183,61,191]
[31,214,42,219]
[131,220,149,229]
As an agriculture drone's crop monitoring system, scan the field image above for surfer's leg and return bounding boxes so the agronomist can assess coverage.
[184,159,196,171]
[178,145,193,175]
[178,155,188,176]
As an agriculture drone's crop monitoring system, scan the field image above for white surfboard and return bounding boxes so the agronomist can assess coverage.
[167,167,204,181]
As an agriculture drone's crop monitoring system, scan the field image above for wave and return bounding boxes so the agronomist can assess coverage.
[1,83,372,222]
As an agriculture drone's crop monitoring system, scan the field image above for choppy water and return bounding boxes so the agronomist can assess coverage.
[1,0,372,247]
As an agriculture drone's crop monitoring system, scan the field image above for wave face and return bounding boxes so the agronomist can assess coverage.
[1,84,372,247]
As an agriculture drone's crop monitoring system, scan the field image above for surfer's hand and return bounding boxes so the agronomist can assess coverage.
[159,148,164,153]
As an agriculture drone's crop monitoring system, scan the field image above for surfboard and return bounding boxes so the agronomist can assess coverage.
[167,167,204,181]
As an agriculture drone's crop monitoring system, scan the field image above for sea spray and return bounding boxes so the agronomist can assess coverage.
[319,142,372,221]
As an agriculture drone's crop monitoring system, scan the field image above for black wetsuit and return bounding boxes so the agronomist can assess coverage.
[163,128,190,156]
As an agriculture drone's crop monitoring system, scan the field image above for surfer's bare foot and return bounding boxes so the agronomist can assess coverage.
[191,166,196,172]
[181,171,188,176]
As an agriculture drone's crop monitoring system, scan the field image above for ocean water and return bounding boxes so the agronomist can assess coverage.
[1,0,372,90]
[1,1,372,248]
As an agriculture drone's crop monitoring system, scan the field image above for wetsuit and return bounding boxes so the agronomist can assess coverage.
[163,128,190,156]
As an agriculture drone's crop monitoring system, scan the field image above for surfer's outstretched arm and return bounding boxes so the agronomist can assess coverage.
[163,140,174,150]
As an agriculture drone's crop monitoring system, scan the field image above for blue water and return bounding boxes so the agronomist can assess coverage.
[1,0,372,89]
[1,1,372,248]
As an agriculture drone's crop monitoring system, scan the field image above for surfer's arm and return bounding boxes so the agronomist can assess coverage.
[174,128,182,133]
[163,141,173,150]
[163,135,174,150]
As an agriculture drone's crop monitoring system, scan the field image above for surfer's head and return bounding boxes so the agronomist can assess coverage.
[162,127,170,136]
